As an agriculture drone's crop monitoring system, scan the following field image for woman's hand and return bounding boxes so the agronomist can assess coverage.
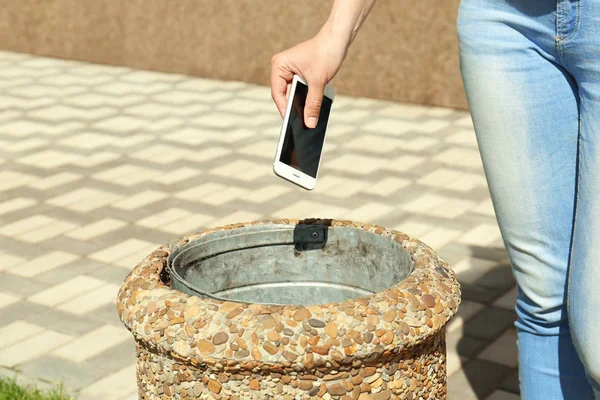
[270,0,377,127]
[270,33,348,128]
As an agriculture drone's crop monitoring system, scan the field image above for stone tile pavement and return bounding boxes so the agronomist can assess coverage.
[0,50,519,399]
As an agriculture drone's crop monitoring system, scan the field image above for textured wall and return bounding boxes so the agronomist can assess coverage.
[0,0,467,109]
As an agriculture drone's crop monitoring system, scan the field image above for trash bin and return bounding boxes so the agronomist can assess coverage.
[117,218,461,399]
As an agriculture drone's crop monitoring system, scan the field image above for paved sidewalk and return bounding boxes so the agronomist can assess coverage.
[0,50,519,400]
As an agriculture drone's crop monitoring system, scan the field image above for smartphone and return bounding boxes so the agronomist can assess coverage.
[273,74,335,190]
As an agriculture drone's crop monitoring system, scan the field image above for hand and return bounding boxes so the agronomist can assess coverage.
[271,33,348,128]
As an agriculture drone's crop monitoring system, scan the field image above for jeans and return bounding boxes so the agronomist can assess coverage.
[457,0,600,398]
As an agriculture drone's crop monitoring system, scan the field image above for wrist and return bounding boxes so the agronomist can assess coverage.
[317,21,353,52]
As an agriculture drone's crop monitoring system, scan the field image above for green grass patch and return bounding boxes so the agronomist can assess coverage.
[0,376,75,400]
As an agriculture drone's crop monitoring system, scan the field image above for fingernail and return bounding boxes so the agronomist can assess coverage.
[307,117,317,128]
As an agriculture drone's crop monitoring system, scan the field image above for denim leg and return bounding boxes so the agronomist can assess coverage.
[457,0,592,398]
[567,99,600,396]
[558,1,600,393]
[518,331,593,398]
[569,98,600,398]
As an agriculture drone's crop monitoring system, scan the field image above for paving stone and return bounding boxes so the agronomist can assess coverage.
[0,291,19,308]
[0,214,54,236]
[137,208,192,229]
[0,329,73,367]
[464,307,517,340]
[93,165,160,186]
[0,273,49,298]
[88,238,159,265]
[52,325,131,363]
[161,213,215,235]
[65,218,128,241]
[78,364,137,399]
[486,390,520,400]
[17,355,105,391]
[453,257,506,285]
[57,282,121,315]
[28,275,105,307]
[493,286,518,310]
[95,224,174,249]
[446,299,486,334]
[0,321,45,350]
[498,370,520,394]
[0,120,53,136]
[210,211,263,228]
[112,190,168,210]
[273,201,348,221]
[0,197,37,216]
[471,198,496,217]
[448,360,513,400]
[418,226,464,250]
[86,302,128,327]
[84,263,131,285]
[433,148,484,170]
[81,339,137,374]
[446,330,489,358]
[343,203,395,222]
[447,351,469,377]
[0,251,26,272]
[466,244,510,262]
[432,243,473,267]
[22,306,105,337]
[325,154,388,175]
[472,262,516,291]
[478,329,518,368]
[28,172,82,190]
[458,224,502,247]
[460,283,506,304]
[47,188,123,212]
[30,257,99,285]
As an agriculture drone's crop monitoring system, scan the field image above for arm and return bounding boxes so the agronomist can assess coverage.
[271,0,377,128]
[322,0,378,46]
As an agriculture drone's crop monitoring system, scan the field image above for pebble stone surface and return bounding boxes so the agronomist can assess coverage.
[117,218,461,399]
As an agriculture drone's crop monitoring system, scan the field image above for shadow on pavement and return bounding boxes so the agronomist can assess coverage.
[449,245,520,400]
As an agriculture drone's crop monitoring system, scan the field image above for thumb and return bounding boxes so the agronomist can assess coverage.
[304,81,325,129]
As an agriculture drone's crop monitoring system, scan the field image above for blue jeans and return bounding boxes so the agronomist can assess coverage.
[457,0,600,398]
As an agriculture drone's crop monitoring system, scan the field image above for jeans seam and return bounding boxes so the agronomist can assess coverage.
[563,0,582,42]
[566,118,593,399]
[556,0,564,39]
[556,1,566,62]
[566,116,581,322]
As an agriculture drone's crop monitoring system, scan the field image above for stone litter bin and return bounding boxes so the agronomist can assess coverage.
[117,218,461,399]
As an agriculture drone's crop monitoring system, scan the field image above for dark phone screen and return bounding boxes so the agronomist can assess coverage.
[279,81,332,178]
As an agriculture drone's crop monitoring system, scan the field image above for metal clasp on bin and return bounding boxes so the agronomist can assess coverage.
[293,225,328,251]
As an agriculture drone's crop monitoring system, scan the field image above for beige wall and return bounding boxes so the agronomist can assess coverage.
[0,0,467,109]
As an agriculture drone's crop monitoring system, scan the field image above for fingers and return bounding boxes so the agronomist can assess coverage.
[270,55,294,118]
[304,80,325,128]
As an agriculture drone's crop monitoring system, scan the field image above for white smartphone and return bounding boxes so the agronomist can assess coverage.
[273,74,335,191]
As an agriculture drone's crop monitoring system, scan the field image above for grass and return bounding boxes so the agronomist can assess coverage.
[0,376,75,400]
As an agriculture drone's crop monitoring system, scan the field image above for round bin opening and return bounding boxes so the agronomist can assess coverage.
[168,224,414,306]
